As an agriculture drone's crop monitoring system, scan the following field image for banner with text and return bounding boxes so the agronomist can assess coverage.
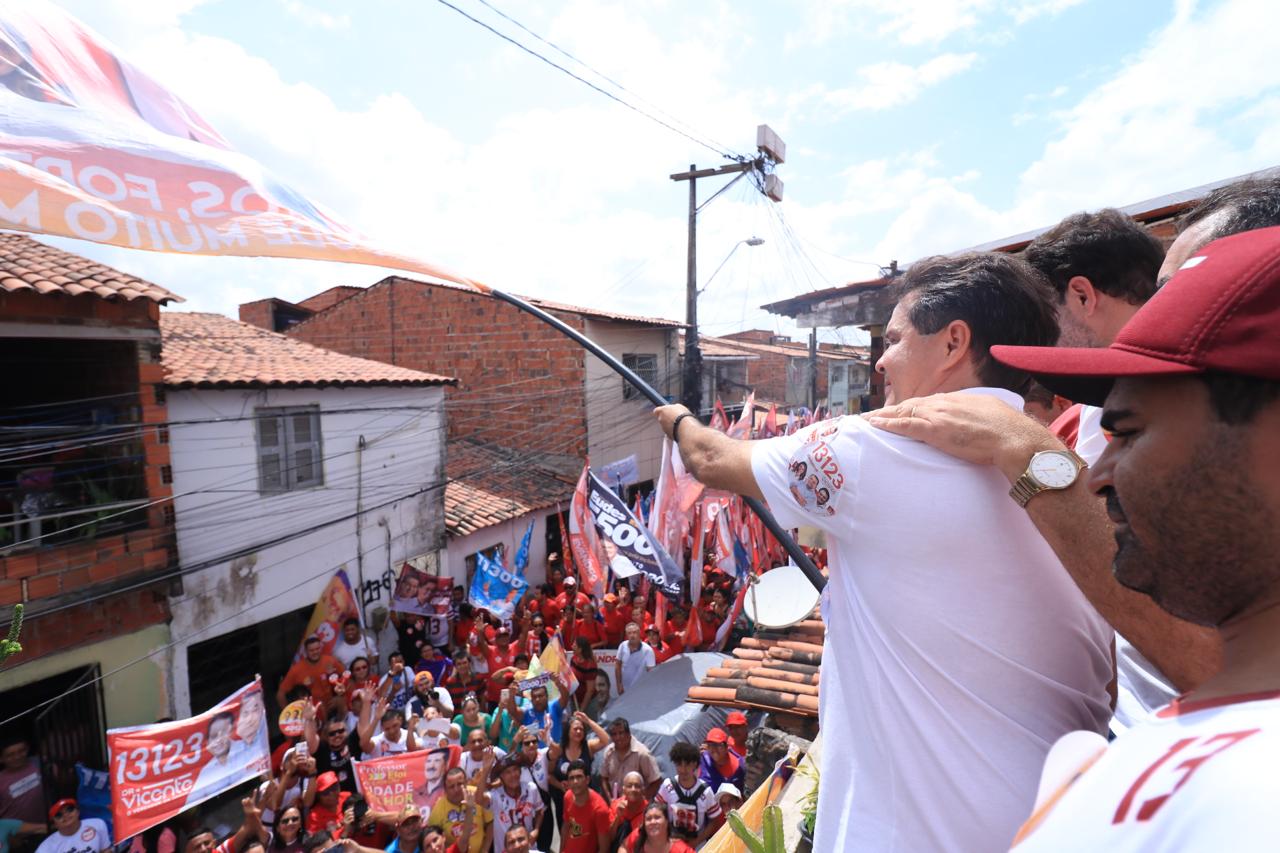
[585,469,682,600]
[295,569,359,662]
[107,680,270,840]
[389,563,453,648]
[468,549,528,621]
[353,747,458,815]
[0,2,478,287]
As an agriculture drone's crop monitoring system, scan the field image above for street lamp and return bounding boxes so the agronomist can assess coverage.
[683,236,765,414]
[699,237,765,294]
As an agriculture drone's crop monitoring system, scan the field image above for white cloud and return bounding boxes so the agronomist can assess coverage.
[818,53,978,114]
[279,0,350,30]
[789,0,1085,47]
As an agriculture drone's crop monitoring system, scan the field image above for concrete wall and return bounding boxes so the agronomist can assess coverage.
[581,321,675,486]
[442,509,557,592]
[164,384,446,715]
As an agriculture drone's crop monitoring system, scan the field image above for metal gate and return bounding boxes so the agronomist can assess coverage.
[29,664,107,801]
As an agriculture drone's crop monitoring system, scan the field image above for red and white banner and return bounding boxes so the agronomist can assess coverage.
[353,747,459,814]
[0,1,479,288]
[568,463,607,600]
[108,681,270,840]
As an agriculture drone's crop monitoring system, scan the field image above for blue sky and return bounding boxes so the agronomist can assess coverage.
[50,0,1280,345]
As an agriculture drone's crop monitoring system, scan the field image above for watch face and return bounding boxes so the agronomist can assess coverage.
[1030,451,1078,489]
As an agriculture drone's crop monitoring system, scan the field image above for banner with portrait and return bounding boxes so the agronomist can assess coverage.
[468,549,528,621]
[294,568,360,662]
[585,469,682,600]
[353,746,458,814]
[388,563,453,642]
[107,680,270,840]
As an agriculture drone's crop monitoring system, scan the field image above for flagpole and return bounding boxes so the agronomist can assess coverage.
[488,289,827,594]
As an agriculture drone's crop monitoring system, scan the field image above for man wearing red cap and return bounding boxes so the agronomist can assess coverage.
[723,711,748,758]
[698,729,745,793]
[965,225,1280,849]
[34,800,110,853]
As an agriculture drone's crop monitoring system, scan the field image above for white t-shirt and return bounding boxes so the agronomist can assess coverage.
[490,780,543,853]
[363,729,410,760]
[1012,692,1280,851]
[460,746,507,783]
[35,820,111,853]
[520,747,551,793]
[615,642,655,691]
[655,777,719,838]
[332,633,377,669]
[752,389,1113,853]
[1066,404,1178,732]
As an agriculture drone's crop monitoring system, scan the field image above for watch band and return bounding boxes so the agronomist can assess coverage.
[1009,476,1042,508]
[671,412,695,443]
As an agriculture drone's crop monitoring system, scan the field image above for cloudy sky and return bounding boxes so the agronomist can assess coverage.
[45,0,1280,345]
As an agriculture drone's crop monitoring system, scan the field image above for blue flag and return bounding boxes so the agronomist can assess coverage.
[75,763,112,837]
[514,519,535,573]
[469,548,528,620]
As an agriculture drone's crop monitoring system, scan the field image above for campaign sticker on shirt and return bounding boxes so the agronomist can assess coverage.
[81,827,97,842]
[786,426,845,517]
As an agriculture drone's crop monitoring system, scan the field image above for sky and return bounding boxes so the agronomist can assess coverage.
[43,0,1280,347]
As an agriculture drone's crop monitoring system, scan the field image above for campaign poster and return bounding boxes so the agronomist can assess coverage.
[294,569,359,662]
[592,649,619,669]
[108,681,270,840]
[353,747,457,814]
[585,469,682,600]
[389,563,453,639]
[468,550,528,621]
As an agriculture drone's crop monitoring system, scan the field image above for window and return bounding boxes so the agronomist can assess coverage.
[255,406,323,492]
[622,353,658,400]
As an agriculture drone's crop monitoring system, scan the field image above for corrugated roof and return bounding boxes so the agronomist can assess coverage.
[0,232,183,304]
[160,312,457,388]
[445,439,576,538]
[760,277,892,319]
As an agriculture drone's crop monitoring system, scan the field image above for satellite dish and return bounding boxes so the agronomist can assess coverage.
[744,564,821,629]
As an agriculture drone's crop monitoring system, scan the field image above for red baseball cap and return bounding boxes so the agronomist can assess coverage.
[315,770,340,792]
[725,711,748,726]
[992,226,1280,406]
[706,727,729,744]
[49,798,77,820]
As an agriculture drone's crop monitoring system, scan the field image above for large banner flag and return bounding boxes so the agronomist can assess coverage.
[353,747,460,816]
[513,519,535,574]
[468,548,528,621]
[0,2,476,286]
[584,469,682,600]
[294,569,359,662]
[568,464,608,600]
[108,680,270,840]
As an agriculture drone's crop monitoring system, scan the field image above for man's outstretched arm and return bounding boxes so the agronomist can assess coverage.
[653,405,762,499]
[865,392,1220,692]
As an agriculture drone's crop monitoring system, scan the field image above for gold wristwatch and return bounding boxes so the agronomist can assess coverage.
[1009,449,1087,508]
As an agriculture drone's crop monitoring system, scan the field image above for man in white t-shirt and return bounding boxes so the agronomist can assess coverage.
[656,251,1113,851]
[360,706,414,760]
[613,623,655,694]
[487,756,542,853]
[332,618,377,670]
[35,800,110,853]
[973,223,1280,850]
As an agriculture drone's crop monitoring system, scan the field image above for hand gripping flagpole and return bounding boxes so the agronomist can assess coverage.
[485,289,828,594]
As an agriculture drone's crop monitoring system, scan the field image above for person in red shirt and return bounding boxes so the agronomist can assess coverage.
[662,610,688,657]
[628,602,653,634]
[547,558,566,596]
[277,636,344,707]
[624,802,695,853]
[533,584,563,630]
[303,771,350,839]
[608,771,648,844]
[601,593,628,647]
[453,603,477,650]
[560,760,612,853]
[574,599,606,649]
[476,626,522,705]
[570,637,600,706]
[724,711,749,758]
[552,577,579,617]
[443,655,487,712]
[646,627,675,664]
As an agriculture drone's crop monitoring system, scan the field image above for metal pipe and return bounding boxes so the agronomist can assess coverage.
[486,288,827,593]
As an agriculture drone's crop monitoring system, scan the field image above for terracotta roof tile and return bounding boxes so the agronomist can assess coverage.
[445,440,576,538]
[160,312,457,388]
[0,233,183,303]
[687,615,825,718]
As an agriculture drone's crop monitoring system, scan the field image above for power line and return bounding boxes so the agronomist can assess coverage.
[430,0,740,160]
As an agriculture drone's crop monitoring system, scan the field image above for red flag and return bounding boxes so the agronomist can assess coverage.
[764,403,779,438]
[726,393,754,441]
[568,464,607,599]
[654,590,668,635]
[556,505,575,575]
[684,596,704,650]
[711,399,729,432]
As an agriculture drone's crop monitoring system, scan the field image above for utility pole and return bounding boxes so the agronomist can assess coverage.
[671,125,786,415]
[808,328,818,411]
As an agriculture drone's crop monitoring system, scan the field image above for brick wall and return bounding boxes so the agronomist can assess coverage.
[288,278,590,458]
[10,585,171,663]
[238,298,275,330]
[0,294,176,658]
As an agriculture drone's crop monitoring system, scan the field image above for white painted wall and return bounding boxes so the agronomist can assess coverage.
[442,508,557,592]
[165,384,446,715]
[581,322,675,487]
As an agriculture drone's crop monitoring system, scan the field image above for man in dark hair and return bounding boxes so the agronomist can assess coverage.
[655,742,719,845]
[982,224,1280,849]
[654,252,1112,851]
[559,760,609,853]
[1023,208,1165,346]
[1169,173,1280,283]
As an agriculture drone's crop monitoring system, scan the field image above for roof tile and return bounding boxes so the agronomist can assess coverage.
[0,233,183,303]
[444,439,576,538]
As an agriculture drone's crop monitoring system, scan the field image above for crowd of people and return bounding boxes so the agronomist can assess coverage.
[2,550,766,853]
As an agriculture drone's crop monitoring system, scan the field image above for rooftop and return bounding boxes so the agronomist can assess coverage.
[680,332,869,362]
[0,233,183,304]
[444,439,576,538]
[159,312,457,389]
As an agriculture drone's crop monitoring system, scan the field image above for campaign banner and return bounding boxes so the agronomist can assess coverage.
[592,648,619,668]
[0,2,478,287]
[75,764,112,837]
[353,748,457,814]
[513,519,534,574]
[294,569,359,662]
[585,469,682,600]
[568,465,607,600]
[108,681,270,840]
[596,454,639,489]
[468,549,528,621]
[389,563,453,643]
